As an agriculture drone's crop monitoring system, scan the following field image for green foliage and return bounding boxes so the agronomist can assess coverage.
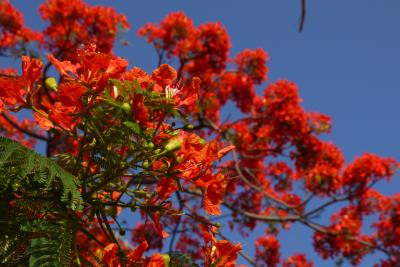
[26,220,72,267]
[0,136,83,210]
[0,137,82,266]
[0,198,75,266]
[123,121,141,134]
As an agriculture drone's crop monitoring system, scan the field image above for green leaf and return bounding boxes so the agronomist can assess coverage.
[123,121,140,134]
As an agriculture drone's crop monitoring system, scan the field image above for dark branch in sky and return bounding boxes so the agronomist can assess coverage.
[298,0,306,32]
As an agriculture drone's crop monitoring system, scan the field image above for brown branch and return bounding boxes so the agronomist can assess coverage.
[168,191,184,253]
[223,202,300,222]
[231,149,295,210]
[1,112,49,141]
[182,188,298,222]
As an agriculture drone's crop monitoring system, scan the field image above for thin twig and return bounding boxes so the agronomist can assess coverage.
[298,0,307,32]
[168,191,184,253]
[1,112,48,141]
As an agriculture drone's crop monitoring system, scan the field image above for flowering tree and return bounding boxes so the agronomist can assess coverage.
[0,0,399,266]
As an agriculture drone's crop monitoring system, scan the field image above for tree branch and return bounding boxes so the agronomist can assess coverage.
[1,112,48,141]
[298,0,307,32]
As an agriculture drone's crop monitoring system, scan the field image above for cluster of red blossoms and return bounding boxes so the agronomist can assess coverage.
[0,1,41,52]
[0,1,399,266]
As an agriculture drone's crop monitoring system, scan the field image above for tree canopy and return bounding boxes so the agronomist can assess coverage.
[0,0,399,266]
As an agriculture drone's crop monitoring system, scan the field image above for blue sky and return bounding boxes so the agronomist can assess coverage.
[6,1,400,266]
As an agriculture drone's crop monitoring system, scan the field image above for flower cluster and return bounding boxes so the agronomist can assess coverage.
[40,0,129,58]
[0,1,41,52]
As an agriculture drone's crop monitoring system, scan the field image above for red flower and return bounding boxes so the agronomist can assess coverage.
[214,240,242,267]
[21,56,43,87]
[40,0,129,58]
[147,253,166,267]
[127,241,148,263]
[164,77,200,109]
[0,1,41,50]
[342,153,397,189]
[102,243,119,267]
[57,82,87,108]
[196,173,227,215]
[47,54,80,78]
[255,235,281,267]
[150,212,168,239]
[131,223,163,250]
[138,12,196,58]
[157,177,179,201]
[201,225,241,267]
[283,254,313,267]
[234,48,269,84]
[33,111,53,130]
[48,44,128,92]
[152,64,177,89]
[131,94,149,125]
[0,76,28,105]
[48,102,80,131]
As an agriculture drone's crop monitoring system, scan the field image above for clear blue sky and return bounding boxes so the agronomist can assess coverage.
[7,1,400,266]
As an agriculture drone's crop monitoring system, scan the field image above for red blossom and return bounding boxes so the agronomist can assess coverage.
[0,1,41,51]
[21,56,43,87]
[342,153,397,192]
[157,177,179,201]
[255,235,281,267]
[102,243,119,267]
[127,241,149,264]
[131,223,163,250]
[0,76,28,106]
[57,82,87,108]
[147,253,166,267]
[40,0,129,58]
[234,48,269,84]
[283,254,314,267]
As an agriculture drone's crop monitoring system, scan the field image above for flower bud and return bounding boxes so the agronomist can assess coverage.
[161,254,170,267]
[121,102,131,114]
[176,156,183,163]
[148,142,155,149]
[165,139,182,152]
[142,161,150,168]
[184,124,194,130]
[199,138,207,145]
[171,131,178,136]
[45,77,58,91]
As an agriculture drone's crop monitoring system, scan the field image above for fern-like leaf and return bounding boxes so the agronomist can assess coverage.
[0,137,83,266]
[0,136,83,210]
